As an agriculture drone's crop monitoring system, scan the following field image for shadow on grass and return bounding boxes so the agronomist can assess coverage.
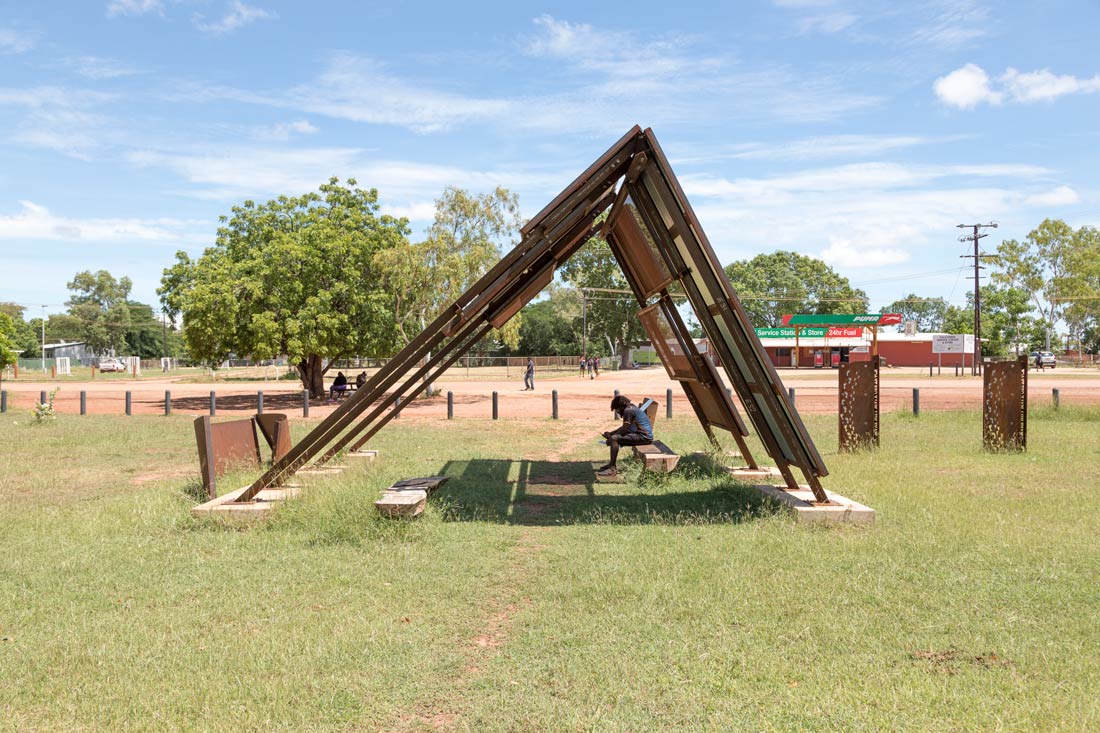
[434,454,778,526]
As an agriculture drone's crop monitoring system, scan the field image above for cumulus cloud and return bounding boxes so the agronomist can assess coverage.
[194,1,276,34]
[935,63,1100,108]
[933,64,1001,108]
[106,0,163,17]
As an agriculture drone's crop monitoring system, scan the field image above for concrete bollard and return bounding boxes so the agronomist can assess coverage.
[492,391,498,420]
[165,390,171,416]
[1,390,6,413]
[929,362,933,378]
[552,389,558,419]
[666,388,673,419]
[913,388,920,416]
[788,387,795,403]
[394,395,401,418]
[40,390,47,405]
[447,391,454,419]
[302,390,309,418]
[209,391,216,416]
[80,391,86,415]
[1053,388,1060,410]
[257,390,264,414]
[125,391,132,416]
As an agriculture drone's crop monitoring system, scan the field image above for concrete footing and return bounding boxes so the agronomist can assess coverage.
[347,450,379,460]
[191,485,301,520]
[725,465,783,481]
[752,484,875,524]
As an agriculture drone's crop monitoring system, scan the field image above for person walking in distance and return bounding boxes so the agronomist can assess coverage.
[524,356,535,390]
[579,355,587,378]
[593,355,600,378]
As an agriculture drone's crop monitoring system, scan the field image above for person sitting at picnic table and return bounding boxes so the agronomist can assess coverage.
[597,395,653,477]
[329,371,349,400]
[355,371,367,388]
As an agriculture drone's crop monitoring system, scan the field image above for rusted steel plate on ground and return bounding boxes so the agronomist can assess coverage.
[983,356,1028,451]
[838,361,879,451]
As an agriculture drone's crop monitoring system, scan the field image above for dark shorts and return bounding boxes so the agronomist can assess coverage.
[612,433,652,447]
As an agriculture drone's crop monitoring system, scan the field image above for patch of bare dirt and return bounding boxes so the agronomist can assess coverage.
[910,648,1016,675]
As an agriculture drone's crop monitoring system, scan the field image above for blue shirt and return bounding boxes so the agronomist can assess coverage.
[623,405,653,440]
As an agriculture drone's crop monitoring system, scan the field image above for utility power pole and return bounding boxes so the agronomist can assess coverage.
[41,305,47,374]
[957,222,998,376]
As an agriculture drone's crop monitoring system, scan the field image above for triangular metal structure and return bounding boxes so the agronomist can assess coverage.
[240,126,829,502]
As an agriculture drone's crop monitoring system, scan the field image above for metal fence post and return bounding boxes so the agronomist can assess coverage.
[1053,388,1060,410]
[125,391,132,416]
[912,388,920,416]
[165,390,171,416]
[302,389,309,418]
[552,389,558,419]
[1,390,5,413]
[666,388,673,419]
[209,391,216,416]
[447,391,454,419]
[257,390,264,414]
[492,391,498,420]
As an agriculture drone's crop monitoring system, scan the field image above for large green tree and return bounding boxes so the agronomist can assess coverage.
[723,250,868,327]
[374,186,524,350]
[0,312,18,386]
[66,270,134,354]
[515,285,582,356]
[880,294,948,332]
[0,303,40,358]
[992,219,1092,350]
[159,178,408,397]
[559,235,647,368]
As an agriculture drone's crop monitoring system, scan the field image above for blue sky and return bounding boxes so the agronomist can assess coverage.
[1,0,1097,317]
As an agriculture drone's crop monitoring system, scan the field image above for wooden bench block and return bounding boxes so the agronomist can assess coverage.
[632,440,679,472]
[375,489,427,517]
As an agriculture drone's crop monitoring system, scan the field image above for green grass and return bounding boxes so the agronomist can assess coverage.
[2,407,1099,731]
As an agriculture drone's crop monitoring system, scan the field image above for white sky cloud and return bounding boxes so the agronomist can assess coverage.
[252,119,318,141]
[935,64,1100,108]
[0,200,199,243]
[796,13,857,34]
[670,134,969,164]
[106,0,163,17]
[0,27,35,54]
[933,63,1001,108]
[1024,186,1080,207]
[681,161,1066,270]
[64,56,141,79]
[194,1,276,35]
[0,86,118,159]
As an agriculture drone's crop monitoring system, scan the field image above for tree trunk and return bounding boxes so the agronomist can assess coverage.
[297,355,326,399]
[618,338,630,369]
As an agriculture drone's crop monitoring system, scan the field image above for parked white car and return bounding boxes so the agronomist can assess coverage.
[98,358,128,373]
[1029,351,1056,369]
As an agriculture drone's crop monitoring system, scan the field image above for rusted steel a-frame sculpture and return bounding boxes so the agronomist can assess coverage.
[238,126,831,503]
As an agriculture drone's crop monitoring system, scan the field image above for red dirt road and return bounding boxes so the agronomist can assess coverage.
[3,366,1098,420]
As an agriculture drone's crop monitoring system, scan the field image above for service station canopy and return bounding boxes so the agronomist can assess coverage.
[242,126,831,502]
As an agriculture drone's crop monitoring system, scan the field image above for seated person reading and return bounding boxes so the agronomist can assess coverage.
[597,395,653,477]
[355,371,367,388]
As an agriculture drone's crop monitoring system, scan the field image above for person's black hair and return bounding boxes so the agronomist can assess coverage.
[610,395,630,414]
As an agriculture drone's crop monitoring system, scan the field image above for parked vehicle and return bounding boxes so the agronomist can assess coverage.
[1029,351,1056,369]
[98,358,128,373]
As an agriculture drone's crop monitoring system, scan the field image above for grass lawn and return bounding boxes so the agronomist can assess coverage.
[1,406,1099,731]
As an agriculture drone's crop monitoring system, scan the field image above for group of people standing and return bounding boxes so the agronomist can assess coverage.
[579,355,600,379]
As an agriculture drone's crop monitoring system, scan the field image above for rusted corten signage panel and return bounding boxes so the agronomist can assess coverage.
[983,356,1028,451]
[838,361,879,451]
